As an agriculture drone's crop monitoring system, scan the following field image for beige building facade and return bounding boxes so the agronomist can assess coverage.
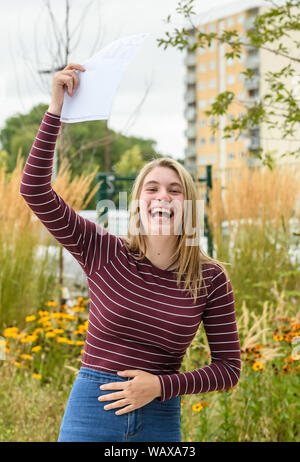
[184,0,300,194]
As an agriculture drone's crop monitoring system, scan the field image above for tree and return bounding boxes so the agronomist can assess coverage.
[15,0,152,173]
[113,145,147,177]
[0,103,163,207]
[157,0,300,169]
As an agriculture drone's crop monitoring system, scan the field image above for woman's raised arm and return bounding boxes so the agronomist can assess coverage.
[20,64,123,276]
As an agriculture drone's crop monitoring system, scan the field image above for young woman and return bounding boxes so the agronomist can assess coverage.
[20,63,241,442]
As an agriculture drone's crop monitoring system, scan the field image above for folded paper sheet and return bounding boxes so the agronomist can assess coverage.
[60,33,149,123]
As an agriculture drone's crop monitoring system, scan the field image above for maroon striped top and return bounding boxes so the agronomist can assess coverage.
[20,111,241,402]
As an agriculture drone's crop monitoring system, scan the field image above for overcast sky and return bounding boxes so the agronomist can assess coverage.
[1,0,243,159]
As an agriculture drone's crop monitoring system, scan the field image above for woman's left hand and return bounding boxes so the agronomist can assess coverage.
[98,369,162,415]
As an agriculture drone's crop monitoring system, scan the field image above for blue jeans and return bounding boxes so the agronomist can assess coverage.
[58,367,181,442]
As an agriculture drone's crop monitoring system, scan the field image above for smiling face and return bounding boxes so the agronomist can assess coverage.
[139,166,185,236]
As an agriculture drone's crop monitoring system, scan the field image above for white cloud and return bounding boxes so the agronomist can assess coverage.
[0,0,238,158]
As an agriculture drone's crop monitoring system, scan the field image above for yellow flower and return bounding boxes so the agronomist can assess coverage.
[80,349,84,355]
[38,310,49,317]
[71,306,85,312]
[20,335,37,343]
[46,332,56,338]
[44,326,53,332]
[31,346,41,353]
[25,315,36,322]
[14,361,21,367]
[252,361,264,371]
[3,327,19,338]
[75,341,85,346]
[21,354,33,360]
[53,328,64,334]
[38,317,51,324]
[32,373,42,380]
[56,336,69,343]
[46,300,57,307]
[64,314,77,320]
[273,335,284,341]
[192,402,203,412]
[50,313,62,319]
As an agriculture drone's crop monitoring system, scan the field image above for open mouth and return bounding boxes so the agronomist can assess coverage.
[149,207,174,220]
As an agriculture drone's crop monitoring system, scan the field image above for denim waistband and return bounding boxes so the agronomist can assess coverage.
[78,366,130,382]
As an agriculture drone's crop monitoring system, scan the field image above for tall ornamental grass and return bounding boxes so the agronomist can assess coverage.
[206,164,300,314]
[0,151,99,329]
[181,285,300,442]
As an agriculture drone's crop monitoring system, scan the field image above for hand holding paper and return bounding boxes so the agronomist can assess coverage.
[60,33,149,123]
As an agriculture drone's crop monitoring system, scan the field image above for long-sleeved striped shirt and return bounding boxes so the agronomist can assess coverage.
[20,111,241,402]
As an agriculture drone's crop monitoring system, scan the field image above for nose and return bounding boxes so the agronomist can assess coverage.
[154,187,171,202]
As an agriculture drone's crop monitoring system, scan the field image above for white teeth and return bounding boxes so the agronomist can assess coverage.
[150,207,172,217]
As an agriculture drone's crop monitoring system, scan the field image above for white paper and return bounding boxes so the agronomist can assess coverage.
[60,33,150,123]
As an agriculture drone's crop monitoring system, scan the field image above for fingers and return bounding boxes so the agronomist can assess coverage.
[54,63,85,97]
[62,70,80,95]
[98,391,125,402]
[103,399,129,411]
[64,62,86,73]
[54,70,79,97]
[100,382,127,391]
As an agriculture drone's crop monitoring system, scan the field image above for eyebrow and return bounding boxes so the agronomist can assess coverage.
[144,180,183,189]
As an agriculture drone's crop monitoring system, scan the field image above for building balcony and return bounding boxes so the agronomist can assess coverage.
[184,52,197,67]
[184,89,196,104]
[184,106,197,121]
[245,15,256,30]
[245,53,260,70]
[248,156,262,167]
[247,94,260,105]
[244,75,260,90]
[185,144,197,159]
[185,160,197,175]
[248,136,260,151]
[184,124,197,139]
[185,71,196,85]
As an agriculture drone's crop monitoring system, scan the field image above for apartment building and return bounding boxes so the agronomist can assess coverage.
[184,0,300,191]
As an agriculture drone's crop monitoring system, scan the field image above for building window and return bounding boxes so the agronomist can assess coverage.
[210,154,217,163]
[238,92,246,101]
[198,81,206,91]
[209,41,216,51]
[199,100,207,109]
[198,155,207,165]
[198,63,206,72]
[210,135,216,144]
[228,152,235,160]
[209,78,216,88]
[200,119,206,127]
[239,53,245,62]
[227,17,234,27]
[198,47,206,55]
[209,98,215,105]
[227,57,234,66]
[238,72,245,82]
[238,13,245,24]
[199,137,206,146]
[209,60,216,70]
[210,116,216,126]
[227,74,235,85]
[209,23,216,32]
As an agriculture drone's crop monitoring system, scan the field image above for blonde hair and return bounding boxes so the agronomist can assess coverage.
[122,157,230,303]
